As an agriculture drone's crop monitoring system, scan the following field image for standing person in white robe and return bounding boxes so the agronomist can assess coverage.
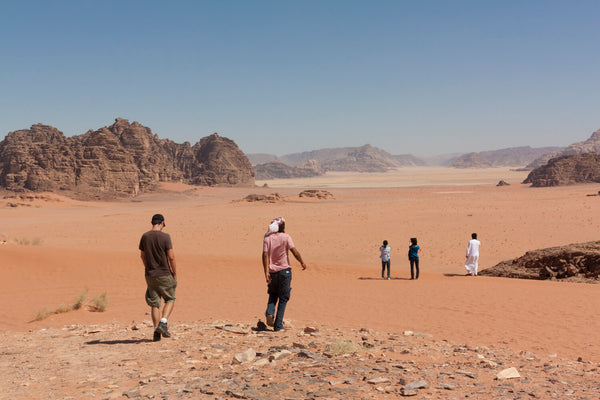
[465,233,481,276]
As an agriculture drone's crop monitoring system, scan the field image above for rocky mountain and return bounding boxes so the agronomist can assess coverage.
[522,152,600,187]
[275,144,402,172]
[0,118,254,197]
[526,128,600,169]
[451,152,493,168]
[253,159,324,180]
[480,241,600,282]
[451,146,563,169]
[391,154,427,166]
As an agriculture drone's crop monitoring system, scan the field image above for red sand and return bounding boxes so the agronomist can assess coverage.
[2,168,600,361]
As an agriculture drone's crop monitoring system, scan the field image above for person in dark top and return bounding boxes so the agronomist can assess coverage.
[408,237,420,280]
[139,214,178,342]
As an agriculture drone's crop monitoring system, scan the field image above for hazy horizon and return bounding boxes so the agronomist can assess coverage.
[1,1,598,157]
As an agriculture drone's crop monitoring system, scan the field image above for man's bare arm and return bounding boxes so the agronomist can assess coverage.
[262,251,271,283]
[167,248,177,280]
[290,248,307,270]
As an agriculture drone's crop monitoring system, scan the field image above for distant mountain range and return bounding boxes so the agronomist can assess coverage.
[248,144,566,178]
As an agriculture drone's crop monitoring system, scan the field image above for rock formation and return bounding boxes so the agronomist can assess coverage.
[479,241,600,282]
[526,128,600,169]
[253,160,323,180]
[451,153,493,168]
[278,144,404,172]
[522,153,600,187]
[0,119,254,197]
[298,189,334,199]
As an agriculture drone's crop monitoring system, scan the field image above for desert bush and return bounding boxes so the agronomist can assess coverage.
[54,303,73,314]
[326,340,364,355]
[90,291,109,312]
[73,289,88,310]
[33,308,52,322]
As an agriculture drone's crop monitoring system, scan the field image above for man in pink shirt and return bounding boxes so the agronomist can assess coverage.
[262,217,307,331]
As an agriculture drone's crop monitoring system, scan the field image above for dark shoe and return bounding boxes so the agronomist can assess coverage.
[266,314,275,327]
[153,330,161,342]
[156,321,171,338]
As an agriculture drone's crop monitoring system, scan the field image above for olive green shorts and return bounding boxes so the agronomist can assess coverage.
[145,274,177,308]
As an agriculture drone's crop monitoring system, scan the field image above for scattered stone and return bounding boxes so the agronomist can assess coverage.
[496,367,521,380]
[233,349,256,364]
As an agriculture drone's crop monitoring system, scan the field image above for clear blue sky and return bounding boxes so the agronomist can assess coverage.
[1,1,598,156]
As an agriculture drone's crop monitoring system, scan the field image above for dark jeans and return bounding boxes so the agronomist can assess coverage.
[410,257,419,279]
[266,268,292,331]
[381,260,390,278]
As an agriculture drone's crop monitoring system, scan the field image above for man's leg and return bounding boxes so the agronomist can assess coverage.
[274,269,292,331]
[151,306,161,328]
[162,301,175,320]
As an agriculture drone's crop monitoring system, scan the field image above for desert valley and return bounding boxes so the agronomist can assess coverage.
[2,165,600,399]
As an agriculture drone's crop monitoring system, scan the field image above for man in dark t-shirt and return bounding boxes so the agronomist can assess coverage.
[139,214,178,342]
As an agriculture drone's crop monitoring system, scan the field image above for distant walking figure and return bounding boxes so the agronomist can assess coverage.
[465,233,481,276]
[262,217,307,332]
[380,240,391,279]
[408,237,420,280]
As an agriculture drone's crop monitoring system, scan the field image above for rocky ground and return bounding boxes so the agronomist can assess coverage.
[2,320,599,400]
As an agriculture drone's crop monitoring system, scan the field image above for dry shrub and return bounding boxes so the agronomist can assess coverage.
[73,289,88,310]
[54,303,73,314]
[326,340,364,356]
[90,292,108,312]
[33,308,52,322]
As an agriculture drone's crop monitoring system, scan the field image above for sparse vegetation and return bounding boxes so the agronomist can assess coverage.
[325,339,364,355]
[31,289,108,321]
[90,291,109,312]
[33,308,52,322]
[8,236,43,246]
[73,289,88,310]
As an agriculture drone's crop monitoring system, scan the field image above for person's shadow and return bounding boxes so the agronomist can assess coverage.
[85,338,153,345]
[443,273,471,277]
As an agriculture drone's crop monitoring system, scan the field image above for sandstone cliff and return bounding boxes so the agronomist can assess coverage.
[522,153,600,187]
[0,119,254,197]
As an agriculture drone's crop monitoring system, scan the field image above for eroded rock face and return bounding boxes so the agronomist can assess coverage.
[0,119,254,197]
[253,160,324,180]
[479,241,600,282]
[522,153,600,187]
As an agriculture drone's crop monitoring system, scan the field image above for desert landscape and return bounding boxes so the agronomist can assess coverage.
[2,167,600,399]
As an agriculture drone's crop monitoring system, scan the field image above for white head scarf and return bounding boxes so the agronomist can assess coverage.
[265,217,285,236]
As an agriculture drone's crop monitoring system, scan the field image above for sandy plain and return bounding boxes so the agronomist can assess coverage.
[2,166,600,365]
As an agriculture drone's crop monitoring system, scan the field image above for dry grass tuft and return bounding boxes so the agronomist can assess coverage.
[90,292,109,312]
[32,289,108,321]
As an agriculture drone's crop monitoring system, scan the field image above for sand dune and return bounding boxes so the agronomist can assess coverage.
[2,167,600,361]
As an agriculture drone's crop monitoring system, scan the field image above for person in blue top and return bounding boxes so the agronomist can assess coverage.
[408,237,420,280]
[379,240,391,279]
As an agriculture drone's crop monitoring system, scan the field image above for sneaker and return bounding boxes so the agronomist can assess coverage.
[266,314,275,327]
[156,321,171,338]
[153,330,161,342]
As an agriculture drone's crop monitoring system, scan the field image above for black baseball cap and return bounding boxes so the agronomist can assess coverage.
[151,214,165,226]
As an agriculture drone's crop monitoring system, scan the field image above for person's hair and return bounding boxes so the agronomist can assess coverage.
[382,240,388,246]
[278,222,285,233]
[410,237,417,246]
[472,233,477,239]
[151,214,165,226]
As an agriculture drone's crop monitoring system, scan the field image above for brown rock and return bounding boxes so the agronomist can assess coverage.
[0,119,254,198]
[523,153,600,187]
